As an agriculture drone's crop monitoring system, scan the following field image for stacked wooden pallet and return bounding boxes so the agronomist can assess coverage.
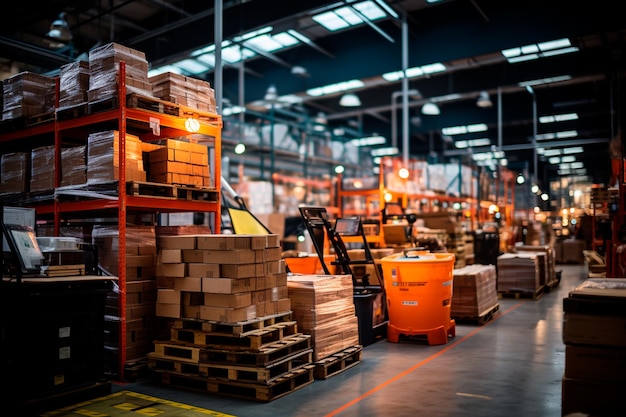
[148,311,315,402]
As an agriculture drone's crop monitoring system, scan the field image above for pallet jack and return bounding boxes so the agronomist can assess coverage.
[298,206,388,345]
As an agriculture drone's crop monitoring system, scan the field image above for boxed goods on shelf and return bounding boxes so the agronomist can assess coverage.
[150,72,217,113]
[1,71,56,120]
[88,42,153,101]
[59,60,90,108]
[87,130,146,184]
[146,138,210,187]
[61,145,87,186]
[30,145,55,192]
[0,151,30,193]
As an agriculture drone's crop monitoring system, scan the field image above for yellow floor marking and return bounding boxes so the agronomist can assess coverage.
[39,390,237,417]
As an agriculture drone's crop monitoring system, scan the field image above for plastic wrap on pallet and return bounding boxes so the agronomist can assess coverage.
[149,72,216,113]
[88,42,153,100]
[92,224,157,277]
[0,152,30,193]
[59,60,90,108]
[30,145,56,192]
[60,145,87,186]
[86,130,146,184]
[1,71,56,120]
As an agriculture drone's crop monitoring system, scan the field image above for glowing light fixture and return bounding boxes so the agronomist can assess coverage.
[421,102,440,115]
[334,165,345,174]
[234,143,246,154]
[398,167,410,179]
[339,93,361,107]
[47,12,72,48]
[476,91,493,108]
[185,117,200,133]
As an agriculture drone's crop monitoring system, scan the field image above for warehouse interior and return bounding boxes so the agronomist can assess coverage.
[0,1,625,416]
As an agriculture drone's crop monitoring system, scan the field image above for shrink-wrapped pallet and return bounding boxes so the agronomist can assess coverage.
[2,71,56,120]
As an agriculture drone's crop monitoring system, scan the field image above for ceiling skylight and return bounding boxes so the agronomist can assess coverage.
[312,1,387,32]
[502,38,579,63]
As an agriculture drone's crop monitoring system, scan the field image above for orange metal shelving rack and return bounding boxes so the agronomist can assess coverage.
[0,62,223,381]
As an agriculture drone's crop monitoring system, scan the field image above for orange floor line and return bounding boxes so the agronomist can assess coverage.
[324,301,525,417]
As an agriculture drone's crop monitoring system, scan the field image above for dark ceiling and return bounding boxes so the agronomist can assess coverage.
[1,0,624,188]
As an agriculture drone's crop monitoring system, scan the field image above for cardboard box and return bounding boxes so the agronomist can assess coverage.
[201,277,255,294]
[198,305,256,322]
[203,292,252,308]
[186,262,220,278]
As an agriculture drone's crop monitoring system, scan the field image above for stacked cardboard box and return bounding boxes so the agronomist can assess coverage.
[1,71,56,120]
[88,42,153,102]
[29,145,55,192]
[514,244,557,286]
[154,233,289,321]
[0,152,30,193]
[147,139,210,187]
[92,225,158,375]
[60,145,87,187]
[287,274,360,361]
[451,264,498,318]
[86,130,146,184]
[58,60,90,108]
[562,278,626,416]
[496,252,542,295]
[150,72,217,113]
[562,238,585,264]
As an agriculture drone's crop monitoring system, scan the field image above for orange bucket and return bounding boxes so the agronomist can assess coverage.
[284,254,336,274]
[380,249,455,345]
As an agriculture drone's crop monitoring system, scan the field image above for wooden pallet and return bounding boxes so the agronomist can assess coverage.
[56,103,89,121]
[498,286,544,300]
[200,333,312,367]
[149,348,313,384]
[313,345,362,380]
[157,364,315,402]
[170,322,299,351]
[452,303,500,325]
[40,264,86,277]
[127,93,180,116]
[173,311,295,337]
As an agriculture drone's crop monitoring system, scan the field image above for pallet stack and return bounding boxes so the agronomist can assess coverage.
[562,278,626,416]
[149,233,314,401]
[287,273,363,379]
[451,264,499,324]
[496,252,544,299]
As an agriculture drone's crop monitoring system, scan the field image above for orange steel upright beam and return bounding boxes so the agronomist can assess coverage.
[118,62,128,381]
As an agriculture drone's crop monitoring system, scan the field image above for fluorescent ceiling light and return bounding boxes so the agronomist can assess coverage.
[533,130,578,141]
[518,75,572,88]
[442,123,488,136]
[502,38,578,63]
[351,135,386,146]
[312,1,387,32]
[306,79,365,97]
[563,146,584,154]
[382,62,446,81]
[454,138,491,149]
[539,113,579,123]
[371,146,399,157]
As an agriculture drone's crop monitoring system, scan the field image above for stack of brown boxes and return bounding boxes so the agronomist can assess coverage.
[1,71,56,120]
[514,244,558,287]
[58,60,90,108]
[0,152,30,193]
[147,139,210,187]
[562,278,626,416]
[154,233,289,321]
[88,42,153,102]
[86,130,146,184]
[496,252,543,296]
[60,146,88,187]
[287,274,360,361]
[150,72,217,113]
[451,264,498,320]
[29,145,55,192]
[92,225,159,377]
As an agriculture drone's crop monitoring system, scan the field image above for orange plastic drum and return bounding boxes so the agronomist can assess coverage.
[380,249,456,345]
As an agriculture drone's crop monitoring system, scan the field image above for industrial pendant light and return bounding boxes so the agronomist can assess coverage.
[46,12,72,48]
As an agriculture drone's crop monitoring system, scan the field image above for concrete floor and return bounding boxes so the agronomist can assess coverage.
[108,264,589,417]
